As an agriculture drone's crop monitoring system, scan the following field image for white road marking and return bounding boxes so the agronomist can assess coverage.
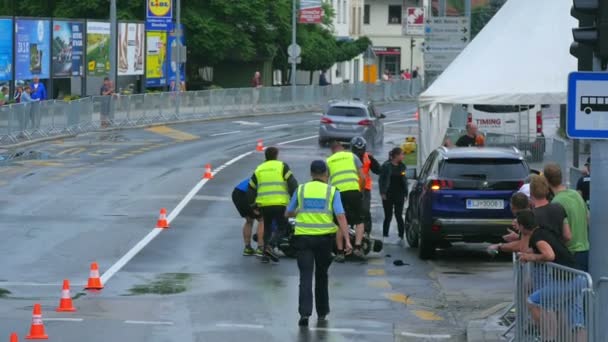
[215,323,265,329]
[100,151,252,285]
[0,282,86,287]
[384,109,402,114]
[211,130,241,137]
[263,124,289,129]
[310,327,392,336]
[125,320,174,326]
[400,331,452,339]
[232,120,261,126]
[385,118,417,125]
[312,112,323,116]
[307,119,320,123]
[45,318,84,322]
[277,135,319,146]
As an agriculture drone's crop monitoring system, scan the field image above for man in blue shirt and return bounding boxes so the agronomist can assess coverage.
[232,178,264,256]
[30,77,47,101]
[286,160,352,327]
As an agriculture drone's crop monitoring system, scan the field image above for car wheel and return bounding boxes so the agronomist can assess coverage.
[418,228,436,260]
[405,208,419,248]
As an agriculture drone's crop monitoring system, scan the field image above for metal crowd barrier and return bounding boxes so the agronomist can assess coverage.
[0,79,422,147]
[514,258,594,342]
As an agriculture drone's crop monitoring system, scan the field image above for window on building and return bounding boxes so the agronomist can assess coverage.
[388,5,402,24]
[363,4,370,24]
[383,55,400,77]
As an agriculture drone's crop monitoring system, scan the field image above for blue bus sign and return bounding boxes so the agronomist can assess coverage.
[567,72,608,139]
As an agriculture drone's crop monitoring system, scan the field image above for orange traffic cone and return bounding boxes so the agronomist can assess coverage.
[203,164,214,179]
[10,333,18,342]
[156,208,169,228]
[25,304,48,340]
[256,139,264,152]
[85,262,104,290]
[56,279,76,312]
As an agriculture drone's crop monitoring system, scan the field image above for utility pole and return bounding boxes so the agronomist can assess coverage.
[291,0,297,102]
[175,0,182,92]
[109,0,117,83]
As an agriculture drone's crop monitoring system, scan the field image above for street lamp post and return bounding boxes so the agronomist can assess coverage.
[291,0,297,103]
[110,0,117,83]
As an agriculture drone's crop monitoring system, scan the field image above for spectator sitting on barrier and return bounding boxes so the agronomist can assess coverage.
[517,209,586,340]
[488,192,530,254]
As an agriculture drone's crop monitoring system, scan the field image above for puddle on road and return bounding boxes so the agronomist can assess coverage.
[0,288,11,298]
[127,273,192,296]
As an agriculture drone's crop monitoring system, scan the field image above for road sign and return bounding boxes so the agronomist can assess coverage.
[423,16,471,74]
[171,43,187,64]
[567,72,608,139]
[288,44,301,57]
[423,52,459,63]
[424,44,467,53]
[404,7,424,35]
[424,35,469,44]
[288,56,302,64]
[425,16,469,26]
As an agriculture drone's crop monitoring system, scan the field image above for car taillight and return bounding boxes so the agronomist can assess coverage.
[467,113,472,124]
[431,179,454,191]
[431,225,441,232]
[321,117,333,124]
[358,119,372,126]
[536,111,543,134]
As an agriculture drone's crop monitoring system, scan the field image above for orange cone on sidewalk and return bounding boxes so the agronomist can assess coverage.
[25,304,48,340]
[10,333,18,342]
[85,262,104,290]
[156,208,170,228]
[256,139,264,152]
[56,279,76,312]
[203,164,214,179]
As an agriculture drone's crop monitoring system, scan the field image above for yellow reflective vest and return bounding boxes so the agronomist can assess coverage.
[252,160,290,207]
[295,181,338,236]
[326,151,360,192]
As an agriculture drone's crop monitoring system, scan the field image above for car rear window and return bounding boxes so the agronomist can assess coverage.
[326,106,366,117]
[439,158,528,180]
[473,105,535,113]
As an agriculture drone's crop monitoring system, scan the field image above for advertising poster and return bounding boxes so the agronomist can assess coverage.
[405,7,424,35]
[146,30,167,87]
[167,27,185,84]
[0,18,13,82]
[86,21,111,76]
[299,0,323,24]
[52,21,84,77]
[146,0,172,30]
[118,23,144,76]
[15,19,51,81]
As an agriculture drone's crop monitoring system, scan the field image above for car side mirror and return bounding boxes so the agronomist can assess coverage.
[379,113,387,119]
[406,168,417,179]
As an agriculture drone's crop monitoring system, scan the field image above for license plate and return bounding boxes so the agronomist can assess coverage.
[466,199,504,210]
[336,123,353,129]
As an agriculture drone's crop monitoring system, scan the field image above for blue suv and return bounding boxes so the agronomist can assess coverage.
[405,147,529,259]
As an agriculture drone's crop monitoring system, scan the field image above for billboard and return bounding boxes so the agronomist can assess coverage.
[147,0,172,30]
[86,21,110,77]
[118,23,144,76]
[167,26,185,83]
[0,18,13,82]
[404,7,425,35]
[15,19,51,81]
[146,31,167,87]
[52,21,84,77]
[299,0,323,24]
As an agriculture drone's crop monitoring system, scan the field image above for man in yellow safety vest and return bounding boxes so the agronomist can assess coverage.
[286,160,352,327]
[326,141,366,261]
[248,147,298,263]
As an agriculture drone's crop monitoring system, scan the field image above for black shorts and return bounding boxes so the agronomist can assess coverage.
[232,189,258,219]
[340,190,363,225]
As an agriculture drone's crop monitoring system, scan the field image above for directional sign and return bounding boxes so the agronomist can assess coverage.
[424,53,459,63]
[425,35,469,44]
[424,44,467,53]
[425,26,469,37]
[423,16,470,74]
[425,16,469,26]
[567,72,608,139]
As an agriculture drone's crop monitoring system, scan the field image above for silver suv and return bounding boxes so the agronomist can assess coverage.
[318,99,386,147]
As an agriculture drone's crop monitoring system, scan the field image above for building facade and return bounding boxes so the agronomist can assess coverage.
[362,0,426,80]
[325,0,365,84]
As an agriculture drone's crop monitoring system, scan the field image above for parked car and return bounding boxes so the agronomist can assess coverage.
[463,104,546,161]
[318,99,385,147]
[404,146,529,259]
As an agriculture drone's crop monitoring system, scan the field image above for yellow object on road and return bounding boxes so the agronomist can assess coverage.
[401,136,417,154]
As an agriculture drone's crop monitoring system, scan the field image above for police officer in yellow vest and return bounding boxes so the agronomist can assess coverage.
[286,160,352,327]
[248,147,298,263]
[326,141,366,261]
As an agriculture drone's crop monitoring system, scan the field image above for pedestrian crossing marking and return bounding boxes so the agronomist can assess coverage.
[368,280,392,289]
[145,126,199,141]
[57,147,86,156]
[413,310,443,321]
[367,269,386,276]
[385,293,414,305]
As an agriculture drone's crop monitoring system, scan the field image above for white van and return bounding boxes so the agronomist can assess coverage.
[463,104,546,161]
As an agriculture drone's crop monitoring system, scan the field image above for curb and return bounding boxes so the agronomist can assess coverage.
[466,302,511,342]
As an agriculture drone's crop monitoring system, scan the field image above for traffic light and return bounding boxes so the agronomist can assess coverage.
[410,39,416,49]
[571,0,608,69]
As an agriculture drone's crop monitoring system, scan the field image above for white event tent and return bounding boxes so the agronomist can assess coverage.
[417,0,577,165]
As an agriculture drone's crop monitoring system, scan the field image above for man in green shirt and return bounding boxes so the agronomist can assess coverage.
[543,163,589,271]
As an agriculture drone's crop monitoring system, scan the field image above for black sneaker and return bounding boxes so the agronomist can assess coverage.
[265,248,280,263]
[298,316,309,327]
[261,255,270,263]
[317,315,327,322]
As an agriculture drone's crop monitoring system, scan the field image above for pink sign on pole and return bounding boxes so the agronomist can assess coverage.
[299,0,323,24]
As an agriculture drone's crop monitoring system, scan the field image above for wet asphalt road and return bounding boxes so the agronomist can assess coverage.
[0,102,514,341]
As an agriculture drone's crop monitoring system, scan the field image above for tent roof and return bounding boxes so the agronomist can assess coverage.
[419,0,577,106]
